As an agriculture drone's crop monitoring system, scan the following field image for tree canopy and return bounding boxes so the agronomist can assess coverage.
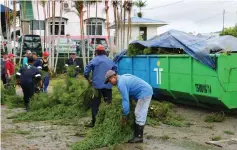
[220,25,237,37]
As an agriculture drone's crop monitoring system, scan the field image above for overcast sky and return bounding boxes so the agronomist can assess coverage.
[136,0,237,33]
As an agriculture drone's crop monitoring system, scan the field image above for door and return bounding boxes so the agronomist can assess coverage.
[139,27,147,41]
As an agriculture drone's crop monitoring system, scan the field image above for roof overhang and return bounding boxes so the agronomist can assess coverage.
[109,23,168,29]
[46,17,69,22]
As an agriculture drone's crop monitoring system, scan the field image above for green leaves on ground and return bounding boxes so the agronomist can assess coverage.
[12,77,94,122]
[205,112,225,123]
[72,89,135,150]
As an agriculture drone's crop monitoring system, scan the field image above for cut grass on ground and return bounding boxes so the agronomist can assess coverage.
[205,112,225,123]
[224,130,235,135]
[211,136,221,141]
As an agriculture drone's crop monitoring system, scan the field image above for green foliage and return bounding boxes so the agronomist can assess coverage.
[220,25,237,37]
[127,44,144,56]
[211,136,221,141]
[143,48,152,55]
[137,12,142,18]
[1,80,24,108]
[205,112,225,123]
[148,101,186,127]
[224,130,235,135]
[72,89,135,150]
[12,77,94,122]
[160,135,170,141]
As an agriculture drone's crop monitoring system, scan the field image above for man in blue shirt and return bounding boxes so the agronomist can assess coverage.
[16,56,42,111]
[84,45,117,127]
[22,50,31,66]
[105,70,153,143]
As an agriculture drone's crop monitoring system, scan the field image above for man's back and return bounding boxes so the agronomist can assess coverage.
[117,74,153,100]
[18,65,40,85]
[85,55,115,89]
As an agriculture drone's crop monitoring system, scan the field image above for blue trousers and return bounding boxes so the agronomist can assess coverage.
[43,75,50,93]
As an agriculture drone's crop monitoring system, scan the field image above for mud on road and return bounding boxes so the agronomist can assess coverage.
[1,103,237,150]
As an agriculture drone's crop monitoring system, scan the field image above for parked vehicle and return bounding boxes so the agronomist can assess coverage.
[55,38,76,56]
[17,35,42,56]
[73,37,110,57]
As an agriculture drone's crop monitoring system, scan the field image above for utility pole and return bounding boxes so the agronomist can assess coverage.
[222,9,225,32]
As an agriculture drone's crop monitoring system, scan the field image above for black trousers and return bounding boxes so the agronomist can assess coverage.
[21,84,35,104]
[91,88,112,124]
[1,74,7,86]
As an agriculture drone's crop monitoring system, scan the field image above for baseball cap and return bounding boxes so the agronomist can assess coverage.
[8,53,16,58]
[32,51,37,55]
[104,70,116,84]
[26,50,31,54]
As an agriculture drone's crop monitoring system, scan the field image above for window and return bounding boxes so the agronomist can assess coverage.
[139,27,147,41]
[49,22,65,35]
[30,20,45,30]
[86,20,102,35]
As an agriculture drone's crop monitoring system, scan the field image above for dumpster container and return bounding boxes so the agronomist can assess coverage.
[117,53,237,109]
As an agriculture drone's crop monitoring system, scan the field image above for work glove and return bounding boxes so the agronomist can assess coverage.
[121,115,128,126]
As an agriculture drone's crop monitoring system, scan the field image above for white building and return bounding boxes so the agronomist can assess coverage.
[110,17,167,49]
[19,0,167,51]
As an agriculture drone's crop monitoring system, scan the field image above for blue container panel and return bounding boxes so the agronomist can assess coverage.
[118,56,160,89]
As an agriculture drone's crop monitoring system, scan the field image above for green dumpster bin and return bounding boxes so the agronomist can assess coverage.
[117,53,237,109]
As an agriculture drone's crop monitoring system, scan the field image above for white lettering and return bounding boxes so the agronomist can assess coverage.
[154,68,163,85]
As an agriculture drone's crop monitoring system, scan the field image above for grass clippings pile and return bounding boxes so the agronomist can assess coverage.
[72,89,135,150]
[148,101,186,127]
[11,76,94,122]
[1,79,24,108]
[205,112,226,123]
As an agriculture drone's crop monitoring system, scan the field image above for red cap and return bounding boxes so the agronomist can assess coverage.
[43,51,49,57]
[8,53,16,58]
[96,45,105,51]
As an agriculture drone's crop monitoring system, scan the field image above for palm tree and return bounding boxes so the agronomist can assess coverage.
[119,1,123,51]
[54,0,64,73]
[105,0,111,56]
[112,1,119,54]
[134,0,146,18]
[126,0,133,46]
[47,1,52,68]
[56,0,65,73]
[36,0,41,41]
[40,0,47,50]
[51,0,56,70]
[74,1,86,69]
[19,1,27,65]
[13,0,16,63]
[123,0,127,50]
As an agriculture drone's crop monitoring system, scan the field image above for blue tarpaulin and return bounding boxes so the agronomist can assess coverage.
[127,30,237,69]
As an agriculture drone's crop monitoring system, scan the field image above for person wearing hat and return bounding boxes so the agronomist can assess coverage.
[5,53,16,84]
[22,50,31,66]
[32,52,42,70]
[105,70,153,143]
[16,56,42,111]
[84,44,117,127]
[65,53,80,77]
[1,52,8,87]
[41,51,51,93]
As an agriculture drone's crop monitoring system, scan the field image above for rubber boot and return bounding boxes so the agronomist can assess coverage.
[85,121,95,128]
[128,124,144,143]
[85,119,95,128]
[25,102,30,112]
